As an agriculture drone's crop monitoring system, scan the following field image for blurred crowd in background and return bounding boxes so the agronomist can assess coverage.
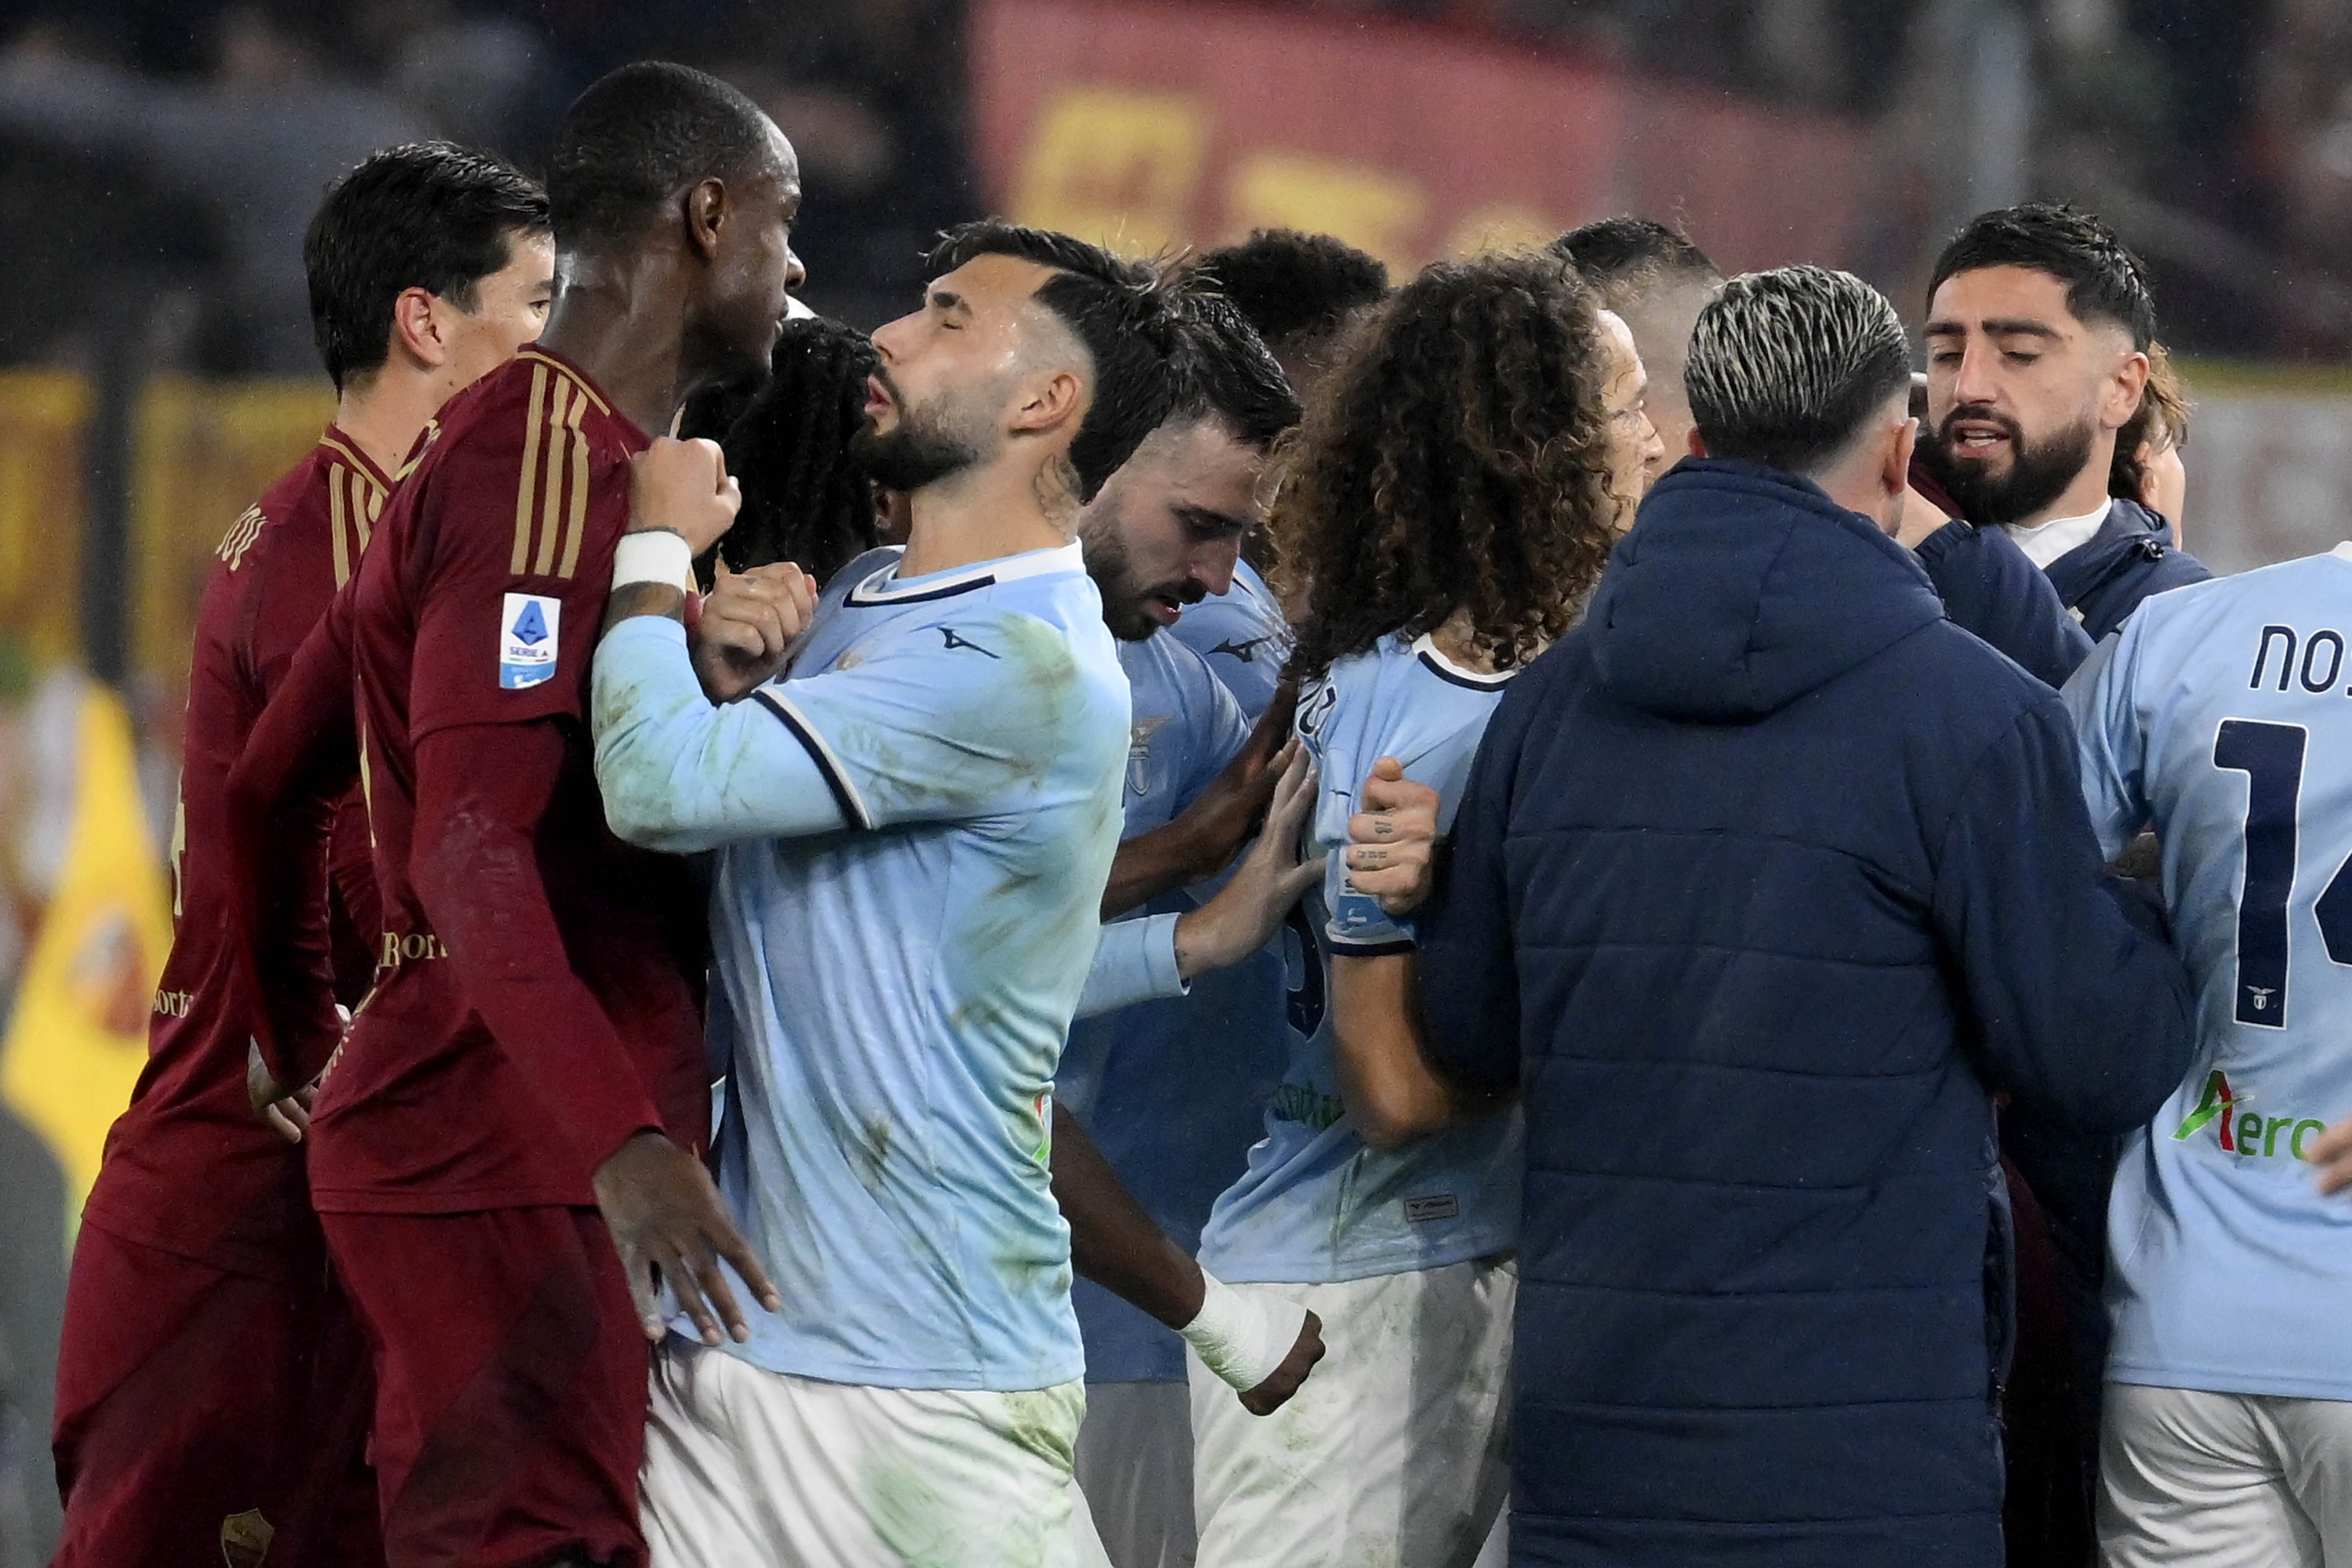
[4,2,2352,1560]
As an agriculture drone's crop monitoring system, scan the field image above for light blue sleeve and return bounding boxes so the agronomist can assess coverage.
[2060,622,2152,861]
[590,615,850,855]
[768,606,1100,831]
[1172,644,1253,811]
[1074,913,1186,1019]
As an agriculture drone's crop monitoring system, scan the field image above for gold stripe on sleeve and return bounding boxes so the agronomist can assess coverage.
[532,378,578,576]
[511,362,550,575]
[557,387,592,579]
[328,465,352,588]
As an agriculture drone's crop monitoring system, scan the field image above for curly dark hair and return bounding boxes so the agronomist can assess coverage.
[1278,253,1619,685]
[677,314,883,584]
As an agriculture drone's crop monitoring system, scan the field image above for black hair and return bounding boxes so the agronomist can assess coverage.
[1170,294,1299,451]
[1191,230,1389,357]
[678,315,883,584]
[303,141,549,391]
[926,220,1185,503]
[547,61,777,252]
[1928,202,2156,349]
[1550,216,1719,289]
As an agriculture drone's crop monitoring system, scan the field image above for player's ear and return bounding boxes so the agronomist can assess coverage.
[1007,367,1085,440]
[391,286,448,370]
[684,177,728,265]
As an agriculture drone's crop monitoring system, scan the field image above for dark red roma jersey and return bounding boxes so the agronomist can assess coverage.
[80,429,386,1278]
[286,347,706,1214]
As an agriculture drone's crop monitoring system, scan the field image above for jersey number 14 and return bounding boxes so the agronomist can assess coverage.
[2214,718,2352,1027]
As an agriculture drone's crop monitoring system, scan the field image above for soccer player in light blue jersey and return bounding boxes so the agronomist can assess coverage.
[1186,256,1651,1568]
[589,222,1184,1568]
[1054,296,1310,1568]
[2066,545,2352,1566]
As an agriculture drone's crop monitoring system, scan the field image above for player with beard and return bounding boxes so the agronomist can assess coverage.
[1916,203,2210,641]
[1185,231,1390,687]
[1911,201,2212,1563]
[593,221,1330,1567]
[229,64,802,1566]
[1051,295,1312,1568]
[54,140,552,1568]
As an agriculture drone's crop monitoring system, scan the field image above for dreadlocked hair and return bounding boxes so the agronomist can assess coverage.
[677,314,884,585]
[1277,252,1618,686]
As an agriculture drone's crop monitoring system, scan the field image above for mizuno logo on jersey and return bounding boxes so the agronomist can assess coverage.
[941,626,999,658]
[499,593,561,689]
[1210,635,1272,662]
[2173,1069,2328,1160]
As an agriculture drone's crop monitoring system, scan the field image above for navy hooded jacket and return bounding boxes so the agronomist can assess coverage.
[1417,460,2195,1568]
[2044,497,2208,641]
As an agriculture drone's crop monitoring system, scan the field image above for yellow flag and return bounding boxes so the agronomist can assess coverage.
[0,684,171,1232]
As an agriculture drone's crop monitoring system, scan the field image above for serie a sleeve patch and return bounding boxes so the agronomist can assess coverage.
[499,592,561,690]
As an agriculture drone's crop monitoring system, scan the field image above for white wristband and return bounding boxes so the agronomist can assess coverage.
[612,529,695,593]
[1180,1271,1308,1392]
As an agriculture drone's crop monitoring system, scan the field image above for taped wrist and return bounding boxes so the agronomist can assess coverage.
[612,529,695,594]
[1180,1271,1309,1392]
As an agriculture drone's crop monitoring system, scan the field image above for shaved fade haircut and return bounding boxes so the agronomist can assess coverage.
[927,220,1185,502]
[1929,202,2156,349]
[1686,266,1911,476]
[1192,230,1388,360]
[1552,216,1719,293]
[1170,294,1299,452]
[548,62,776,252]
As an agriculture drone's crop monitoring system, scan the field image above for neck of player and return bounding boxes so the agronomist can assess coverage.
[898,455,1080,579]
[537,248,721,441]
[334,367,443,480]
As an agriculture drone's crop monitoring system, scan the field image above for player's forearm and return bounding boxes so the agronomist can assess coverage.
[412,724,663,1164]
[227,611,361,1083]
[1330,954,1458,1151]
[590,615,848,852]
[1074,913,1187,1019]
[1051,1102,1206,1329]
[1102,820,1228,921]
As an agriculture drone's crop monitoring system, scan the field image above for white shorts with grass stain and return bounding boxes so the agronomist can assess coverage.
[1188,1255,1514,1568]
[642,1336,1113,1568]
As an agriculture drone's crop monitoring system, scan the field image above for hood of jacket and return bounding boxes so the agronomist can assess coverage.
[1588,458,1947,722]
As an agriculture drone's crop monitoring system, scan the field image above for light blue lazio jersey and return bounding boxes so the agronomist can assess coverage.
[1062,630,1290,1383]
[2063,544,2352,1400]
[1198,632,1525,1284]
[591,541,1129,1392]
[1169,558,1290,717]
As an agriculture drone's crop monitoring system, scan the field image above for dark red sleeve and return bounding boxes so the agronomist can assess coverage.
[227,590,359,1085]
[409,720,663,1169]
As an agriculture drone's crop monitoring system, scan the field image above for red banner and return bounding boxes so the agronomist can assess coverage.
[971,0,1866,276]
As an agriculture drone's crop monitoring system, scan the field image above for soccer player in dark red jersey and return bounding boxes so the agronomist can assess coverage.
[51,143,554,1568]
[229,63,800,1568]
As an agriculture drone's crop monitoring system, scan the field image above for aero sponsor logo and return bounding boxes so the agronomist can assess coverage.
[2172,1070,2328,1160]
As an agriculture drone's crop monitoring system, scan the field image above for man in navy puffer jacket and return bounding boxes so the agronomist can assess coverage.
[1399,267,2195,1567]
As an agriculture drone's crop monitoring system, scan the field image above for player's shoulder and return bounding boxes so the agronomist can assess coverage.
[420,349,638,470]
[214,430,387,583]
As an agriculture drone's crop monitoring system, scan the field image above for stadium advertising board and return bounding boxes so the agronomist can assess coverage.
[970,0,1867,274]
